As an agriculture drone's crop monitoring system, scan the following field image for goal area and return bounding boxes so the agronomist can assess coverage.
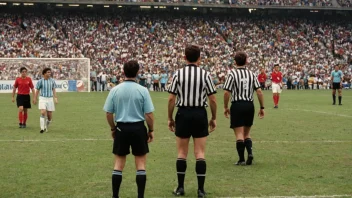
[0,58,90,93]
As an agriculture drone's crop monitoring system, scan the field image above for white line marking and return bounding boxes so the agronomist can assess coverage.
[0,138,351,143]
[287,108,352,118]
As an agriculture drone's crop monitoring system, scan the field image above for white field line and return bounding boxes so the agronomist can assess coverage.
[287,108,352,118]
[0,138,351,143]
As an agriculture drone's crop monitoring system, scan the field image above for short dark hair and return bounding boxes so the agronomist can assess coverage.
[20,67,27,72]
[274,64,279,67]
[185,45,200,63]
[42,68,51,75]
[123,61,139,78]
[234,52,247,66]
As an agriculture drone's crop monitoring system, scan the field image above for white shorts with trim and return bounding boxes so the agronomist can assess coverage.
[39,96,55,111]
[272,83,282,93]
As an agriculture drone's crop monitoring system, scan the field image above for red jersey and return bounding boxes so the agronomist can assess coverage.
[271,71,283,84]
[258,73,267,83]
[14,77,34,95]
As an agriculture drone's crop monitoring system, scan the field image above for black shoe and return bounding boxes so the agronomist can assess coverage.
[173,187,185,196]
[246,154,254,165]
[235,161,246,166]
[19,123,23,128]
[40,130,44,133]
[274,106,278,109]
[22,124,26,128]
[197,189,206,198]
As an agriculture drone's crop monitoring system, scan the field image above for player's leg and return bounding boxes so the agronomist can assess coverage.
[332,86,336,105]
[46,111,52,130]
[272,84,278,108]
[276,93,280,107]
[134,155,147,198]
[18,106,24,128]
[173,137,190,196]
[244,127,253,165]
[234,127,246,165]
[40,109,47,133]
[338,88,342,105]
[193,137,207,198]
[112,155,126,198]
[45,98,56,131]
[23,108,28,128]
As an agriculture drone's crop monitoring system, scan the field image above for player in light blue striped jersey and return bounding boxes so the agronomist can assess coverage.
[33,68,58,133]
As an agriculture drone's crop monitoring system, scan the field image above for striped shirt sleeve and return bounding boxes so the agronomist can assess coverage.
[52,80,57,90]
[223,73,234,92]
[253,73,261,90]
[36,79,42,90]
[205,72,217,96]
[168,72,178,95]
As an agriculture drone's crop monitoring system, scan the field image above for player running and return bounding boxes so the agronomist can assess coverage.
[271,64,283,108]
[33,68,58,133]
[331,65,344,105]
[12,67,35,128]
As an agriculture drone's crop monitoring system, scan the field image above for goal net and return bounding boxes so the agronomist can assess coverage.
[0,58,90,93]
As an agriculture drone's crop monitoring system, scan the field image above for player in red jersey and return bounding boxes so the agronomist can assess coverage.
[258,68,267,90]
[271,64,283,108]
[12,67,35,128]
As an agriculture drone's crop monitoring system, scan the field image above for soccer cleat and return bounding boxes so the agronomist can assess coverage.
[235,161,246,166]
[173,187,185,196]
[274,106,278,109]
[22,124,26,128]
[246,154,254,165]
[40,130,44,133]
[197,189,207,198]
[19,123,23,128]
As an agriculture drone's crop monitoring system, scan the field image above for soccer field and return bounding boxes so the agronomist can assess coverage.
[0,90,351,198]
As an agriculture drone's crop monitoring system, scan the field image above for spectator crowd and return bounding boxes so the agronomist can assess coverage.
[0,12,351,90]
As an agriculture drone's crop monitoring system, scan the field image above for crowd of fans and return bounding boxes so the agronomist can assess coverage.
[0,12,351,89]
[337,0,352,7]
[107,0,333,6]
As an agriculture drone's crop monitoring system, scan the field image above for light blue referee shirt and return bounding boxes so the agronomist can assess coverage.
[103,81,155,123]
[331,70,343,83]
[36,78,56,98]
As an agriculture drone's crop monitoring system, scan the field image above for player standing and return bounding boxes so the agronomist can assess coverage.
[258,68,267,90]
[271,64,283,108]
[12,67,35,128]
[160,70,168,92]
[331,65,344,105]
[33,68,58,133]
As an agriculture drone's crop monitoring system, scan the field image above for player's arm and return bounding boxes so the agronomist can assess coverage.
[53,81,58,103]
[223,91,231,117]
[254,75,264,118]
[106,113,115,132]
[12,79,18,103]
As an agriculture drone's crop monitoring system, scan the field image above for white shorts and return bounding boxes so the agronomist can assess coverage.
[272,83,282,94]
[39,97,55,111]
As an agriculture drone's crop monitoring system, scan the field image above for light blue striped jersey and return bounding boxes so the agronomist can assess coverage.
[36,78,56,98]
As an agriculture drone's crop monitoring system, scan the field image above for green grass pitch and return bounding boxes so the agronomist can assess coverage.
[0,90,351,198]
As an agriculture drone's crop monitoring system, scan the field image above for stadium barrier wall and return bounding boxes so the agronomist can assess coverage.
[0,80,86,93]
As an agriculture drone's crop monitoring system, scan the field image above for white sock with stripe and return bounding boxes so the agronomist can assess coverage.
[40,116,45,130]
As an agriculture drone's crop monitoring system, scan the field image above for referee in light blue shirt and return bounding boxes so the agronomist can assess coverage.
[104,60,155,198]
[34,68,58,133]
[331,65,344,105]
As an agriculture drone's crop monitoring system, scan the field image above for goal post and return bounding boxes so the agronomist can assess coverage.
[0,58,90,93]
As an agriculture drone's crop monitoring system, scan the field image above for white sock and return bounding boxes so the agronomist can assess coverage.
[40,116,45,130]
[46,118,51,128]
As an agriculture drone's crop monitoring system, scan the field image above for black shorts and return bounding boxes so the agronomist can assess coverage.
[175,107,208,138]
[16,94,31,109]
[113,121,149,156]
[161,83,166,88]
[230,101,255,128]
[332,83,341,90]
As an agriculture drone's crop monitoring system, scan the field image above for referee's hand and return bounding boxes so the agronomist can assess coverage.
[258,109,265,119]
[147,132,154,143]
[209,119,216,133]
[168,119,175,132]
[224,108,230,119]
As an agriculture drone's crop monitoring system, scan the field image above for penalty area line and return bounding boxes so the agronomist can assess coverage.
[287,108,352,118]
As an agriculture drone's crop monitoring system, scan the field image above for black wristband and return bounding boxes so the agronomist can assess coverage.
[260,107,265,109]
[148,129,154,133]
[111,128,116,131]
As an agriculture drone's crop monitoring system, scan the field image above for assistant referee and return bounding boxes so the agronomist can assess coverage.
[104,60,155,198]
[223,52,265,166]
[168,45,217,198]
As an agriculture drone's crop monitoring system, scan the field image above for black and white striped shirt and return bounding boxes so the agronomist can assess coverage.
[223,68,261,102]
[168,64,217,107]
